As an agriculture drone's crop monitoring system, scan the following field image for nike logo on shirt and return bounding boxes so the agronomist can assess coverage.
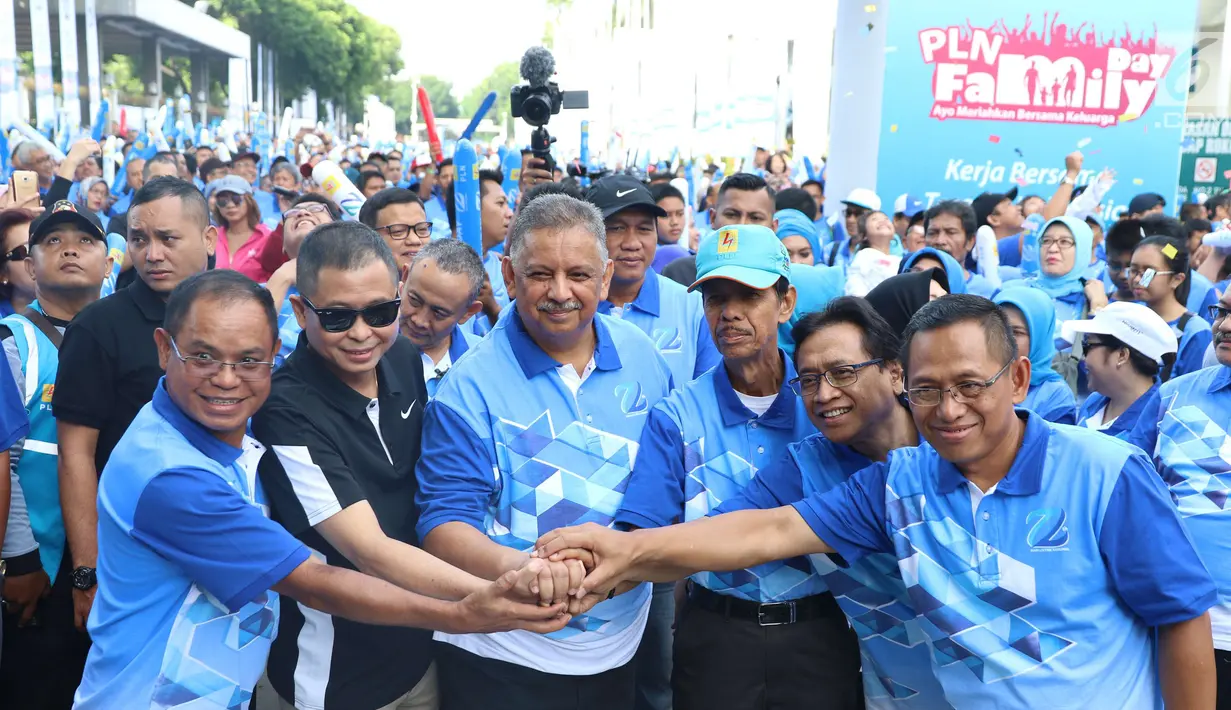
[401,400,418,419]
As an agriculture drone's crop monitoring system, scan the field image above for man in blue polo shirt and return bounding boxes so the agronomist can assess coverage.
[1129,290,1231,705]
[398,238,483,398]
[616,223,859,709]
[717,297,949,709]
[587,174,720,388]
[74,270,573,709]
[537,294,1217,710]
[416,193,675,710]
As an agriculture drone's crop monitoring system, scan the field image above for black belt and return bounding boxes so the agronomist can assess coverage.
[687,583,842,626]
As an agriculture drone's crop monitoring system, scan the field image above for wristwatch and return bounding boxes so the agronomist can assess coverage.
[72,566,97,591]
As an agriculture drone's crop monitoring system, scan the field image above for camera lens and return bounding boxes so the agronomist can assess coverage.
[523,94,552,126]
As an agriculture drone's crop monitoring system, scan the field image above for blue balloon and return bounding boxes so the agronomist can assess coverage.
[454,139,482,254]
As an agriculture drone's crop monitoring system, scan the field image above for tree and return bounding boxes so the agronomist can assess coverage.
[460,61,521,134]
[385,75,458,134]
[419,76,459,119]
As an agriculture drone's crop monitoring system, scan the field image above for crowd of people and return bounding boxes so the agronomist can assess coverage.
[0,124,1228,710]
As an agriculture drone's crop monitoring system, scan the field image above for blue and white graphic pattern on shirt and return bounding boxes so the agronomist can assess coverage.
[1156,399,1231,518]
[886,485,1076,684]
[684,435,817,601]
[491,409,641,638]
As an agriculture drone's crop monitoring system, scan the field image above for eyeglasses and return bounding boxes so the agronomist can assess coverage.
[301,296,401,333]
[1209,304,1230,323]
[283,203,329,222]
[1039,237,1076,250]
[906,360,1012,407]
[1106,260,1130,272]
[789,359,884,396]
[375,222,432,241]
[214,193,244,207]
[1082,338,1114,352]
[845,206,869,219]
[3,245,28,262]
[169,337,274,381]
[1126,266,1175,281]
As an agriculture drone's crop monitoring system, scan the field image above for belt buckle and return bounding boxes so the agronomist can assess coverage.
[757,600,796,626]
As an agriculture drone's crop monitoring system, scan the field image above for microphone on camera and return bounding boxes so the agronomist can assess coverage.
[519,47,556,89]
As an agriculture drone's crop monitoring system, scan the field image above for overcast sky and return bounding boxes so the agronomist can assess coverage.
[347,0,550,95]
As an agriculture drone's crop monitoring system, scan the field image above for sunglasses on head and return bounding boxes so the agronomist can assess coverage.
[215,192,244,207]
[301,297,401,333]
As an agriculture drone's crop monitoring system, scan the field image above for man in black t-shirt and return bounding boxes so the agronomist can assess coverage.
[52,177,214,634]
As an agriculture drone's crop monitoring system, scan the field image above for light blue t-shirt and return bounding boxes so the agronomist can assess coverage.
[1170,313,1213,380]
[1128,366,1231,649]
[466,249,510,337]
[719,429,952,709]
[597,270,720,388]
[416,310,673,674]
[616,353,822,602]
[1023,379,1077,425]
[74,383,309,709]
[794,412,1216,709]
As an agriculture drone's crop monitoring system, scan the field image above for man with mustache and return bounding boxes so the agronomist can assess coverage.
[414,194,675,709]
[614,224,860,710]
[1130,288,1231,705]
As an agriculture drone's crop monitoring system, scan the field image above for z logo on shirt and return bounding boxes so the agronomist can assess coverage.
[651,327,683,353]
[1025,507,1069,551]
[615,382,649,416]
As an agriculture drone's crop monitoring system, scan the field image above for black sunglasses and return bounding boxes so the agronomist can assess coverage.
[301,297,401,333]
[3,245,28,262]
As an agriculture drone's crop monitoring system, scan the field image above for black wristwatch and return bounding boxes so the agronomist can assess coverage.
[72,566,97,591]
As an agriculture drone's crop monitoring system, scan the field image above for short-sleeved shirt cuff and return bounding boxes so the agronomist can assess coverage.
[791,498,868,566]
[416,512,485,542]
[225,544,312,612]
[613,510,668,531]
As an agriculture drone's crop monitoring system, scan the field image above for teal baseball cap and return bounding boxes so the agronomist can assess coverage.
[689,224,792,292]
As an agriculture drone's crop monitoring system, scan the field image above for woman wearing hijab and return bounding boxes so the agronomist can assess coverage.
[864,267,950,337]
[994,286,1078,424]
[74,176,110,231]
[775,208,822,266]
[1003,215,1094,325]
[899,247,967,295]
[777,262,846,356]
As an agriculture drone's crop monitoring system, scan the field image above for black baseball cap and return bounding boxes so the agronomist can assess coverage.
[1128,192,1166,215]
[584,174,667,219]
[29,200,106,246]
[229,151,260,165]
[971,185,1019,228]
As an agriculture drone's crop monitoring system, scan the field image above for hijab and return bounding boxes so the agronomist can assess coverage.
[864,267,950,337]
[1029,215,1093,298]
[775,208,823,265]
[75,176,105,210]
[900,247,967,295]
[778,262,845,356]
[994,286,1062,386]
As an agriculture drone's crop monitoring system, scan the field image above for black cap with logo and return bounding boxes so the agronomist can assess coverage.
[29,200,106,247]
[584,174,668,219]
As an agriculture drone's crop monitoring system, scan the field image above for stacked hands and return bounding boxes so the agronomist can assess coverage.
[457,524,635,635]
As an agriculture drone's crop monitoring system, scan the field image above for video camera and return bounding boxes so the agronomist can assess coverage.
[511,47,588,172]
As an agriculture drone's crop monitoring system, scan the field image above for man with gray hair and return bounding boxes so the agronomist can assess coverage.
[399,238,484,396]
[11,140,55,191]
[415,194,677,709]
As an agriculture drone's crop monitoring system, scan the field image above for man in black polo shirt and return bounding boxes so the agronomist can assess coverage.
[254,222,561,710]
[53,176,213,632]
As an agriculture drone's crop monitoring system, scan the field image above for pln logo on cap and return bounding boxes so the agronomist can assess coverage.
[717,228,739,255]
[52,200,78,214]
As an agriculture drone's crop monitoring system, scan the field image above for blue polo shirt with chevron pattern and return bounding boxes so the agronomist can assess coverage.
[597,270,720,387]
[616,352,823,602]
[416,308,673,675]
[1128,364,1231,652]
[793,411,1215,709]
[718,430,951,709]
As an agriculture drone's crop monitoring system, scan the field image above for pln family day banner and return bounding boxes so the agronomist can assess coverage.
[876,3,1198,223]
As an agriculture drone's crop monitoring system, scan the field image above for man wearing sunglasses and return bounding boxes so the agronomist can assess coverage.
[358,187,432,275]
[1129,292,1231,706]
[538,294,1217,710]
[0,200,111,707]
[614,224,860,710]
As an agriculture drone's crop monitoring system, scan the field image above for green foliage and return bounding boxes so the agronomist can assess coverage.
[460,61,521,134]
[385,75,458,134]
[200,0,402,110]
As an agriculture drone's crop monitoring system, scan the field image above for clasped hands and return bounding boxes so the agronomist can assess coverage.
[512,523,635,617]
